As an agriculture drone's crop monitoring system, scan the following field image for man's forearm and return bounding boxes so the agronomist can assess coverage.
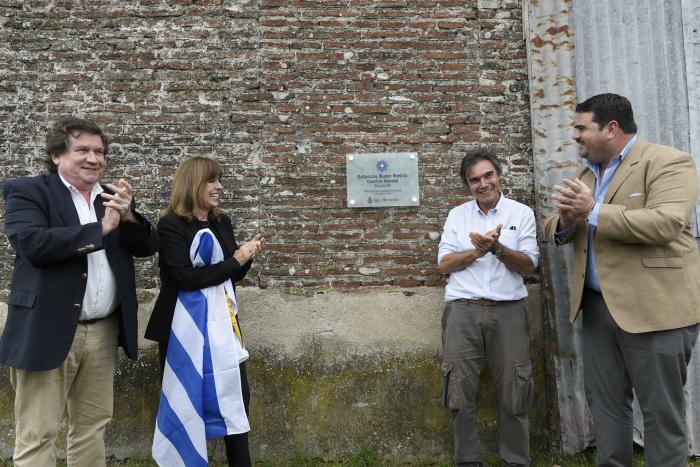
[438,249,485,274]
[494,245,536,274]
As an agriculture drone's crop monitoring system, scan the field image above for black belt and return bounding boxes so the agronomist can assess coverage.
[78,317,105,325]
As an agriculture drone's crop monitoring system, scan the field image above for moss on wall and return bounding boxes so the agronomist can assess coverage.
[247,351,452,463]
[0,295,549,464]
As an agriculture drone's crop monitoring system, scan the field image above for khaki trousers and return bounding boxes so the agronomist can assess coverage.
[10,313,119,467]
[441,299,533,466]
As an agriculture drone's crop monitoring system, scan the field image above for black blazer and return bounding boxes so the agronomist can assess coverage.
[144,211,252,344]
[0,172,158,371]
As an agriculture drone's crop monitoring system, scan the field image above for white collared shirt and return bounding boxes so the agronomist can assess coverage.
[438,194,539,302]
[58,174,119,320]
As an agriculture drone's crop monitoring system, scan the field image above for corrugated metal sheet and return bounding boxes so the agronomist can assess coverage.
[682,0,700,450]
[526,0,700,455]
[683,0,700,237]
[523,0,593,454]
[573,0,690,151]
[572,0,700,455]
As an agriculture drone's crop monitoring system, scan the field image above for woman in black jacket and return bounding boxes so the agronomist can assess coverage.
[145,156,265,466]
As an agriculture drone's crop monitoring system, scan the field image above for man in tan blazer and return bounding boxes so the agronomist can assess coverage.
[544,93,700,467]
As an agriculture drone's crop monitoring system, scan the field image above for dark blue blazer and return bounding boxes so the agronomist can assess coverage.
[0,172,158,371]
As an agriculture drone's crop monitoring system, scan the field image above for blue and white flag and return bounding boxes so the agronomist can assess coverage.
[153,228,249,467]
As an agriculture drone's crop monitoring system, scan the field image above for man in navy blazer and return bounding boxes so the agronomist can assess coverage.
[0,116,158,467]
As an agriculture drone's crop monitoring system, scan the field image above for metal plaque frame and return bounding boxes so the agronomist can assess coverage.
[346,152,420,208]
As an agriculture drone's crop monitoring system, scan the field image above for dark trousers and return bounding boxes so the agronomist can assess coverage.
[581,288,699,467]
[159,343,252,467]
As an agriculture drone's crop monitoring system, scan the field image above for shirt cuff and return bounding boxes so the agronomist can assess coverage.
[587,202,601,227]
[555,223,572,242]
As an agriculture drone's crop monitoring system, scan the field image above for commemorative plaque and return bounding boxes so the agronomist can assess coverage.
[346,152,420,208]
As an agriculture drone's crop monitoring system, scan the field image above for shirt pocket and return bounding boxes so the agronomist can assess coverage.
[499,229,519,250]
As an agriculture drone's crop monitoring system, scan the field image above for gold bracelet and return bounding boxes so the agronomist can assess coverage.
[585,204,595,221]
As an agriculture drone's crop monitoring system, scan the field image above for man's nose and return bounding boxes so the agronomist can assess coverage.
[86,151,100,162]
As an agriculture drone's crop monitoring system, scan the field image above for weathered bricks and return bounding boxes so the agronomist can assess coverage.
[0,0,534,295]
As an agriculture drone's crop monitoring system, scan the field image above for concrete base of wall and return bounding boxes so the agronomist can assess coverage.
[0,285,546,463]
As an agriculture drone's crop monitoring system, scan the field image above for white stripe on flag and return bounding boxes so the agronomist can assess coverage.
[161,360,207,459]
[152,425,186,467]
[171,300,205,375]
[206,295,249,433]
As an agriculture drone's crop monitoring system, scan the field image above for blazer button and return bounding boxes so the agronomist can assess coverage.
[81,273,88,279]
[74,303,81,310]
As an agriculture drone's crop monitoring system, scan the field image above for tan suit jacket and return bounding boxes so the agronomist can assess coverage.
[544,139,700,332]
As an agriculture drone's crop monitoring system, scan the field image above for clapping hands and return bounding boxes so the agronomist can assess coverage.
[234,234,267,264]
[551,178,595,228]
[101,179,138,235]
[470,224,502,256]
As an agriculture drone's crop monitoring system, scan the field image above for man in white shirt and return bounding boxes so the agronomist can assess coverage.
[1,116,158,466]
[438,150,539,466]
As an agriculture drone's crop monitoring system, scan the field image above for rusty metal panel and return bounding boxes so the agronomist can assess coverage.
[526,0,700,455]
[523,0,593,454]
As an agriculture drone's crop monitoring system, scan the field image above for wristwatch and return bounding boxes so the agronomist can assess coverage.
[492,245,505,259]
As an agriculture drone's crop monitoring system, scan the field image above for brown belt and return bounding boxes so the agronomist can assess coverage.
[462,298,499,306]
[456,298,520,306]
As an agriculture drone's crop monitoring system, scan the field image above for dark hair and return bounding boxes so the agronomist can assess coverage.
[575,93,637,134]
[44,116,109,172]
[459,149,502,185]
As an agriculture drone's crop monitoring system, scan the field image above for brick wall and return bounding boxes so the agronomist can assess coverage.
[0,0,533,295]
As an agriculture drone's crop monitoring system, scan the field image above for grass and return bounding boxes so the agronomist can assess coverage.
[3,446,698,466]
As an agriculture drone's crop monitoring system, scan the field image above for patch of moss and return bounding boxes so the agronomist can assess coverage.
[0,342,549,465]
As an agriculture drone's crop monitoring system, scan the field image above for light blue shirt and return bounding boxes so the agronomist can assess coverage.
[583,134,638,291]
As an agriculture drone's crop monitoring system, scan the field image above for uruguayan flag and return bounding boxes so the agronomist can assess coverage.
[153,228,250,467]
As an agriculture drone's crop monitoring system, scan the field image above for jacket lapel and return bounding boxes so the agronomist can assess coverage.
[47,172,80,226]
[581,167,595,191]
[211,218,234,257]
[603,139,644,203]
